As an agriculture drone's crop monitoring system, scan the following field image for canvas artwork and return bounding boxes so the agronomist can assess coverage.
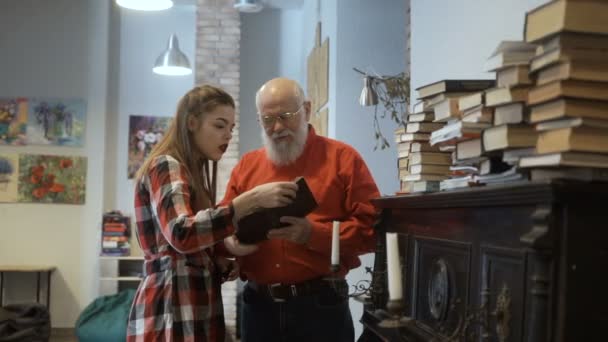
[0,98,28,145]
[0,153,19,203]
[27,98,86,146]
[18,154,87,204]
[128,115,172,179]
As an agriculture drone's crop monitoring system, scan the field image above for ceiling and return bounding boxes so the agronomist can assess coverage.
[173,0,304,10]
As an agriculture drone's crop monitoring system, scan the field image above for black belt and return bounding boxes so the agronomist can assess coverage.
[247,278,347,302]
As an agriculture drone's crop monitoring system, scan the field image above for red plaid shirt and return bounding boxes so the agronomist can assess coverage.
[127,155,234,342]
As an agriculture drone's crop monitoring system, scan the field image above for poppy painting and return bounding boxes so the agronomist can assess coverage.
[18,154,87,204]
[0,154,19,202]
[27,98,86,146]
[127,115,172,179]
[0,98,27,146]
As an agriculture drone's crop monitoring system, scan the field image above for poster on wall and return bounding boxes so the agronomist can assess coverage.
[0,153,19,203]
[0,98,28,146]
[127,115,172,179]
[18,154,87,204]
[26,98,86,147]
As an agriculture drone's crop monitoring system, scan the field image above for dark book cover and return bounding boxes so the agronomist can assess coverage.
[235,177,318,244]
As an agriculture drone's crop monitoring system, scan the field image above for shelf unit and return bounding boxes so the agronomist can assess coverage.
[99,256,144,295]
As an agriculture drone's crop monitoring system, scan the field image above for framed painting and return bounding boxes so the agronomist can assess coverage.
[26,98,86,146]
[0,153,19,202]
[0,98,27,146]
[18,154,87,204]
[127,115,172,179]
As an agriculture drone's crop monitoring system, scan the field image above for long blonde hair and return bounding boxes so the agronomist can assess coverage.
[135,85,235,207]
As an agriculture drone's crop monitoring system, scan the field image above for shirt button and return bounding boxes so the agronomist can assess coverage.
[275,264,280,268]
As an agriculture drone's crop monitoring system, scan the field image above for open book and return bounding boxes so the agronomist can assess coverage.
[235,177,318,244]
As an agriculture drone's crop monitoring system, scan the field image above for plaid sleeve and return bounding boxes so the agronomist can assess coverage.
[145,155,235,253]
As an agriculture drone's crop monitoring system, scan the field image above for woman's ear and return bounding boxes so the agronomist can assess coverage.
[187,115,199,132]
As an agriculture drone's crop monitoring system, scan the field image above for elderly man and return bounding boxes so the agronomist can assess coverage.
[222,77,380,342]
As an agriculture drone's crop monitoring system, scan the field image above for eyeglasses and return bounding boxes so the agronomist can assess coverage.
[258,104,303,127]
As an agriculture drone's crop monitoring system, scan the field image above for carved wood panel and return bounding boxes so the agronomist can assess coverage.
[411,237,472,337]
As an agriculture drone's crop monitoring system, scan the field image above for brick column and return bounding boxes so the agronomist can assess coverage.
[196,0,240,339]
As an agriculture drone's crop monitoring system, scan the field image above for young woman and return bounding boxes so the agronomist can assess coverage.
[127,85,297,341]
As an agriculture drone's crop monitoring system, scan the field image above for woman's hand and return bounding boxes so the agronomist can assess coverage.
[232,181,298,220]
[215,256,239,282]
[251,181,298,208]
[224,235,258,256]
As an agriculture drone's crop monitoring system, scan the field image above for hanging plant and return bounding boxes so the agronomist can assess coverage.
[354,68,410,150]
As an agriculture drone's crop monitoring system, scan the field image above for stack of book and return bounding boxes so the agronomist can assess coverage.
[515,0,608,181]
[101,211,131,256]
[394,106,444,193]
[397,80,494,192]
[394,0,608,193]
[468,39,541,186]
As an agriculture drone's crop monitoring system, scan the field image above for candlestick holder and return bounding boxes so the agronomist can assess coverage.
[323,263,342,280]
[377,298,413,328]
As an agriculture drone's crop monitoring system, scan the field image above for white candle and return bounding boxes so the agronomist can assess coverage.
[386,232,403,300]
[331,221,340,265]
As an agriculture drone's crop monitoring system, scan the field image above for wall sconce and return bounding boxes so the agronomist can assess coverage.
[353,67,411,150]
[359,76,379,106]
[116,0,174,11]
[153,34,192,76]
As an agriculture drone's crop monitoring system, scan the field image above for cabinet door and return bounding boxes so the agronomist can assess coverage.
[479,246,526,342]
[411,237,472,337]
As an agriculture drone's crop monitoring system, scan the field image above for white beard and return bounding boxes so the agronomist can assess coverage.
[262,122,308,166]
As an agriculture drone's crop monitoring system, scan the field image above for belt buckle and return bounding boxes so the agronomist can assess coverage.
[268,283,286,302]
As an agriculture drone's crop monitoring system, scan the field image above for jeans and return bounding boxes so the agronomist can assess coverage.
[240,282,354,342]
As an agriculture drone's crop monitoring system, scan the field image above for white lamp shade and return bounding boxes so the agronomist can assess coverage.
[116,0,173,11]
[359,76,378,106]
[153,34,192,76]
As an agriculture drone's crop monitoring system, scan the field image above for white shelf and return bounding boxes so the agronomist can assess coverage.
[100,276,142,282]
[99,256,145,295]
[99,256,144,260]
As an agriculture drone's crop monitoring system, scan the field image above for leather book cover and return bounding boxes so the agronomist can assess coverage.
[235,177,318,244]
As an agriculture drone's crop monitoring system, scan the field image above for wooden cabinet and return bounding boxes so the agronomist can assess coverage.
[99,256,143,295]
[359,181,608,342]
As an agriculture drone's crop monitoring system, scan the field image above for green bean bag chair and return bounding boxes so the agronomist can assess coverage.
[75,289,135,342]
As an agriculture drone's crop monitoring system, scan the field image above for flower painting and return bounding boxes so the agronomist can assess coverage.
[27,98,86,146]
[0,154,19,202]
[128,115,172,179]
[18,154,87,204]
[0,98,27,146]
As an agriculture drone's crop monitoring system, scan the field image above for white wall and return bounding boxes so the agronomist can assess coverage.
[0,0,195,327]
[240,8,305,155]
[333,1,407,338]
[410,0,550,100]
[105,4,196,214]
[0,0,110,327]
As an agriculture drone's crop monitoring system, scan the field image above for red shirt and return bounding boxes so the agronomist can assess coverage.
[221,126,380,284]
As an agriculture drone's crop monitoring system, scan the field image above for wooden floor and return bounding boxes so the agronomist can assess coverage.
[50,328,77,342]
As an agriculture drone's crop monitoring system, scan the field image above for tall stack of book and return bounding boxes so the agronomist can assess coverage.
[399,80,495,192]
[515,0,608,181]
[101,211,131,256]
[472,40,540,186]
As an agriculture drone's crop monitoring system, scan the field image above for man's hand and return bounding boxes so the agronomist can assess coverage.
[267,216,312,244]
[224,235,259,256]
